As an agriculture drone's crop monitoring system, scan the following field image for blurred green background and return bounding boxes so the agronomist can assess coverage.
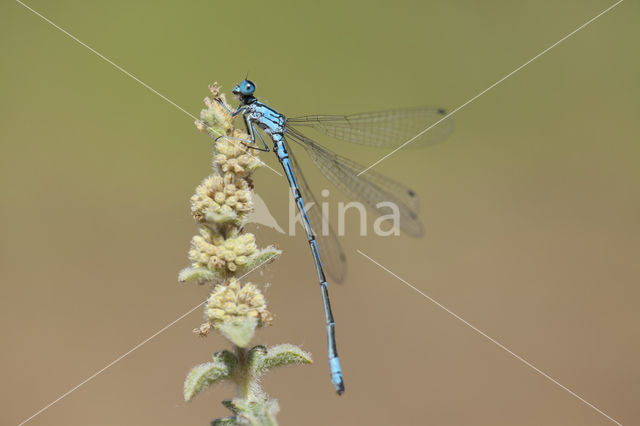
[1,0,638,425]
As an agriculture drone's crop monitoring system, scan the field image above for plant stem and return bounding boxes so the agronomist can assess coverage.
[234,345,252,400]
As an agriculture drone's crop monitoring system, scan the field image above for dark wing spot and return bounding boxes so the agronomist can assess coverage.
[437,108,446,115]
[409,212,417,219]
[408,189,416,197]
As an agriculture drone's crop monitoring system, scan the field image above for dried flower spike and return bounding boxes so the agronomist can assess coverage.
[181,83,310,426]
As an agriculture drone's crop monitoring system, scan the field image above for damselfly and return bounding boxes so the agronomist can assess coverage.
[217,79,453,394]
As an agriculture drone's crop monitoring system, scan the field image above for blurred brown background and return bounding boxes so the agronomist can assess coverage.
[1,0,638,425]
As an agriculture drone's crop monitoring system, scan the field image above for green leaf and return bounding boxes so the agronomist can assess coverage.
[216,398,280,426]
[246,345,267,372]
[250,344,312,376]
[211,417,239,426]
[178,266,223,283]
[240,247,281,273]
[184,351,237,401]
[205,209,238,225]
[221,399,240,415]
[217,316,258,348]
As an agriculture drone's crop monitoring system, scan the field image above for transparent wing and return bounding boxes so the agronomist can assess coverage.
[287,145,348,283]
[286,126,423,237]
[287,107,453,148]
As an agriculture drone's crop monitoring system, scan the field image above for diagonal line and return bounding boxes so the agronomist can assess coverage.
[357,0,624,176]
[356,249,623,426]
[16,302,203,426]
[15,0,283,178]
[15,0,197,121]
[16,259,275,426]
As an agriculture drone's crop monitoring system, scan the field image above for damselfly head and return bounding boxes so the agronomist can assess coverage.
[232,79,255,98]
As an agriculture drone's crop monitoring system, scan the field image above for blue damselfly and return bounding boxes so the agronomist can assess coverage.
[217,79,453,394]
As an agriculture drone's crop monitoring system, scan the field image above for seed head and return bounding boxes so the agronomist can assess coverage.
[204,278,273,328]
